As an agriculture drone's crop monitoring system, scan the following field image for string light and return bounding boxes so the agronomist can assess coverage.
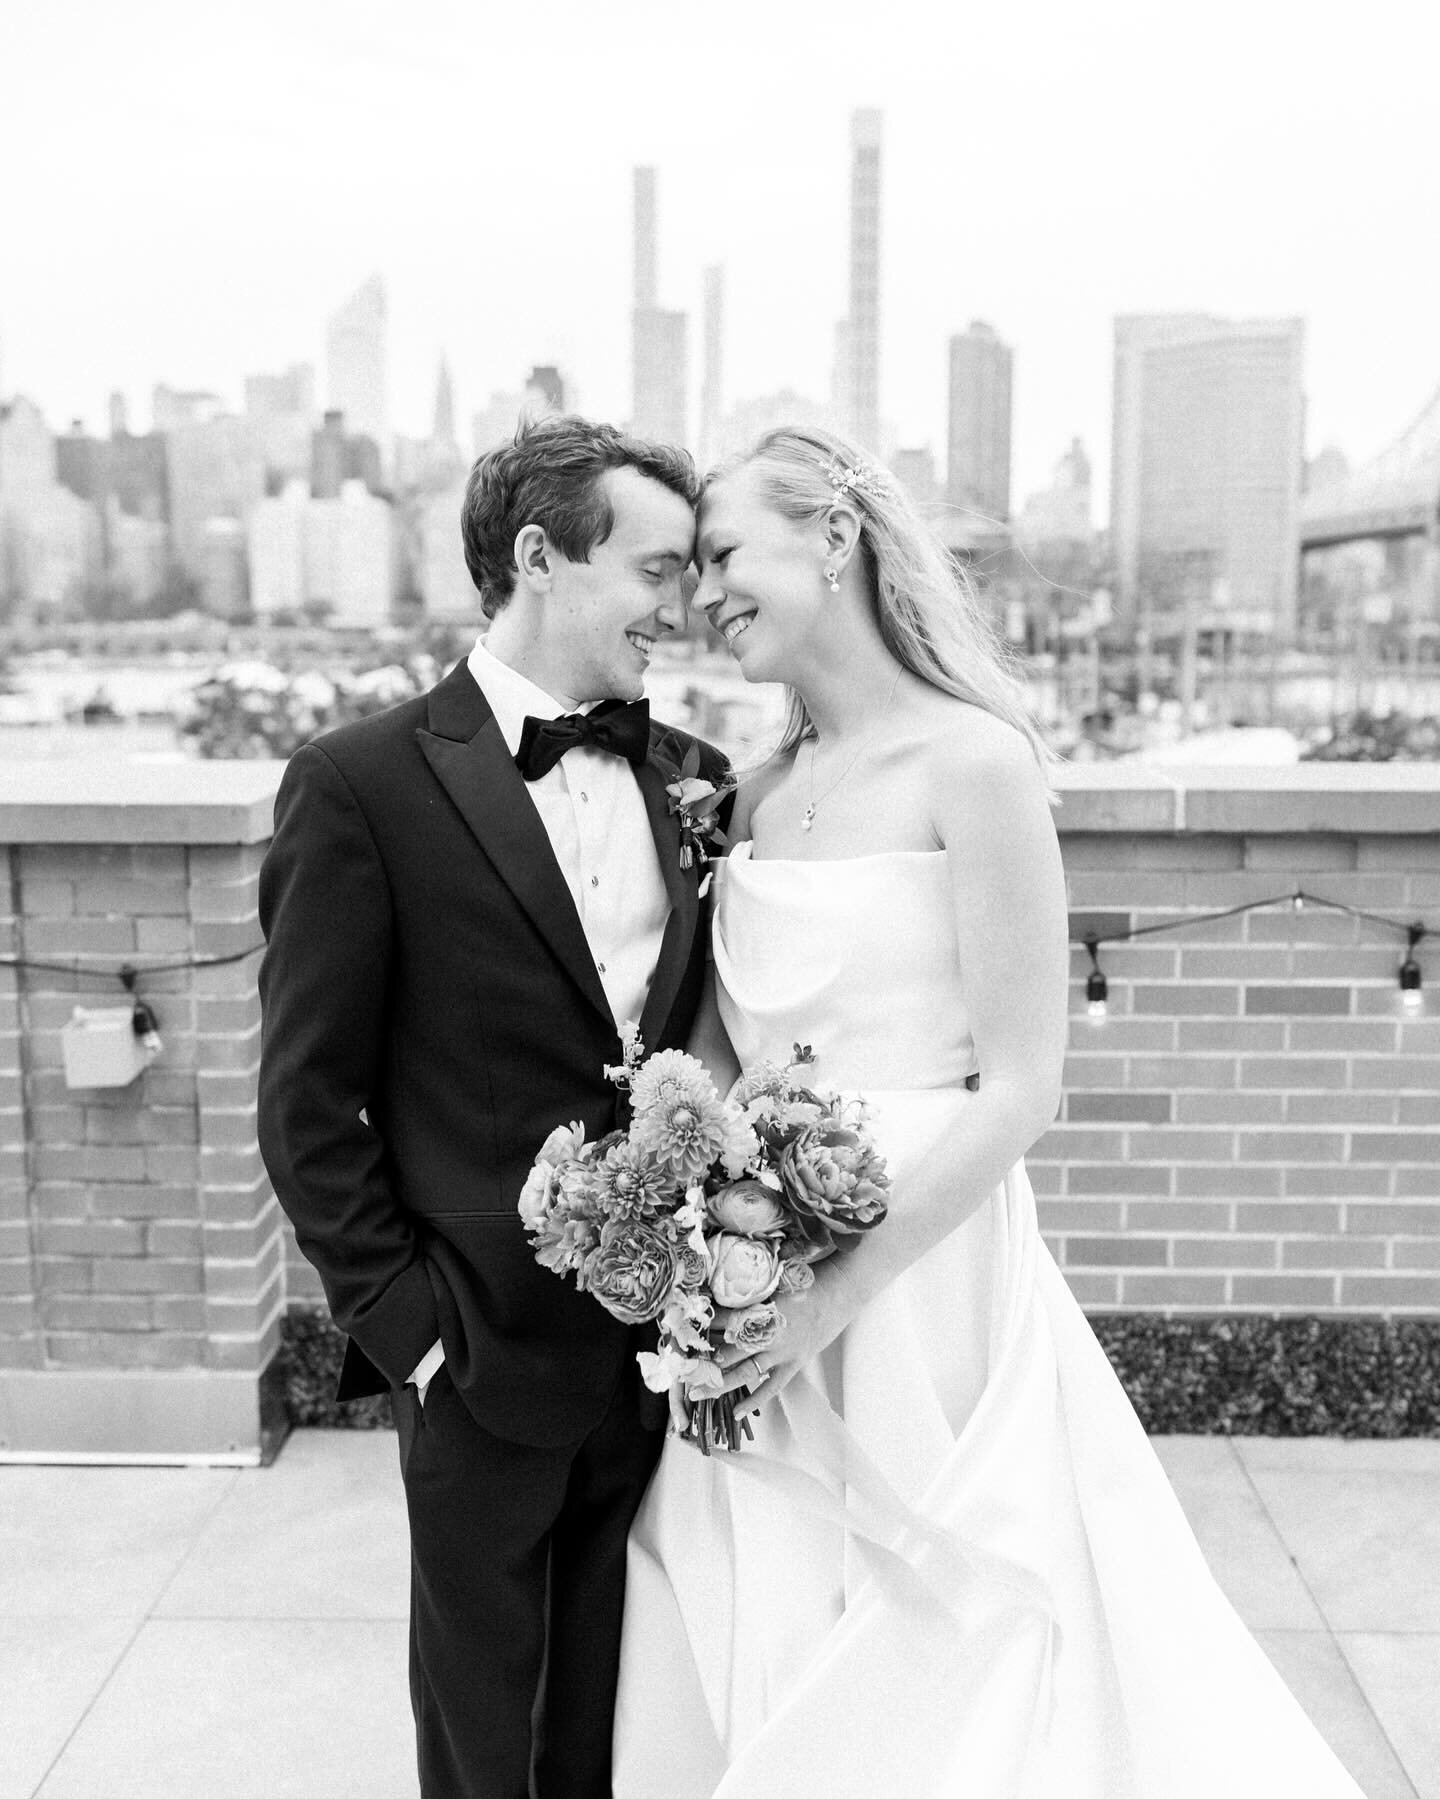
[1399,928,1425,1015]
[118,965,164,1056]
[1074,889,1432,1021]
[1084,939,1109,1020]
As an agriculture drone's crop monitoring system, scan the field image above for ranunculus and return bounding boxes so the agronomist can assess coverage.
[778,1123,889,1237]
[714,1301,783,1352]
[707,1232,783,1308]
[706,1179,788,1238]
[582,1219,679,1325]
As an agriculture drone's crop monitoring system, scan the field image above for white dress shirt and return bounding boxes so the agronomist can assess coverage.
[409,639,672,1394]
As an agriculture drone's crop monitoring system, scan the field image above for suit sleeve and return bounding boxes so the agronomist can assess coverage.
[257,742,440,1386]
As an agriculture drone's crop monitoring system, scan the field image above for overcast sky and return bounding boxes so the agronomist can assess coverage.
[4,0,1437,508]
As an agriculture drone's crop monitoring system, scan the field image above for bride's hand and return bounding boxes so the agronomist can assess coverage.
[711,1282,848,1420]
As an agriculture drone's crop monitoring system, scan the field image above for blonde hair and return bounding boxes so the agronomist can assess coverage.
[705,424,1060,789]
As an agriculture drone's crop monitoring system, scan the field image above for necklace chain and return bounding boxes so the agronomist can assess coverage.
[800,670,904,832]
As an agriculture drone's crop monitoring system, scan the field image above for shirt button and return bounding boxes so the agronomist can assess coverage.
[579,791,589,803]
[590,875,599,888]
[597,961,607,974]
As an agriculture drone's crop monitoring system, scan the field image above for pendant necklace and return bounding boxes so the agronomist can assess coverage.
[800,669,904,832]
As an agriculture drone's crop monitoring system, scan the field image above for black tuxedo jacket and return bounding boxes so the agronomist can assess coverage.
[257,659,729,1448]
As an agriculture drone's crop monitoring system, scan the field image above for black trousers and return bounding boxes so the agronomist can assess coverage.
[395,1362,664,1799]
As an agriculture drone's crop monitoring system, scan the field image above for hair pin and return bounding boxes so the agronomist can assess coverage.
[826,460,883,500]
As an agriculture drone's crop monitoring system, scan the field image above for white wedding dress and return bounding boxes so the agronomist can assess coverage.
[612,844,1364,1799]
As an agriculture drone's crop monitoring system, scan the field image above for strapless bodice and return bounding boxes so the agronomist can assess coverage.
[713,841,978,1093]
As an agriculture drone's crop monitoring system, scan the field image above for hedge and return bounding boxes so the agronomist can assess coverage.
[273,1308,1440,1437]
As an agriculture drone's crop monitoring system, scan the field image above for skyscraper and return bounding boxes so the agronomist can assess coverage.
[843,109,882,452]
[634,167,657,311]
[947,322,1014,523]
[433,356,457,447]
[326,275,388,454]
[699,265,724,468]
[1110,314,1305,638]
[525,366,566,416]
[630,167,688,446]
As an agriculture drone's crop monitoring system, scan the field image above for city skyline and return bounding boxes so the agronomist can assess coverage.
[5,1,1439,510]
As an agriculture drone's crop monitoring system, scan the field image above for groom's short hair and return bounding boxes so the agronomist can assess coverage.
[461,414,699,618]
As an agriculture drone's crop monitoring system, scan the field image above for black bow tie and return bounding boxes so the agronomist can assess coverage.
[514,698,651,782]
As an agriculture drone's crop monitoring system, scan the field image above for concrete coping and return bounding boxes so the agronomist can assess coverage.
[1051,762,1440,835]
[0,761,289,844]
[0,758,1435,843]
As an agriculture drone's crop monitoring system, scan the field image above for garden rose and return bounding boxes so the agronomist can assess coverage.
[707,1232,783,1308]
[706,1179,788,1238]
[776,1255,816,1296]
[714,1301,783,1352]
[582,1219,679,1325]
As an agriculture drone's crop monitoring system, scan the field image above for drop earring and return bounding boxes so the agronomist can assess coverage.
[824,565,840,593]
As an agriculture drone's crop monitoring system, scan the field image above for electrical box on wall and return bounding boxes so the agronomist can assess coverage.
[61,1006,159,1090]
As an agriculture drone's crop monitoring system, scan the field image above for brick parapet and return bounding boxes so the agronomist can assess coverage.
[1,762,1437,1453]
[1043,767,1440,1318]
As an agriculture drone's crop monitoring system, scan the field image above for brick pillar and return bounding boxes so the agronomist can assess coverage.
[0,765,286,1462]
[0,849,36,1368]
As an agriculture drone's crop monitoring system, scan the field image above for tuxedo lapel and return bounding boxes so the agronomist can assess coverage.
[635,735,701,1051]
[416,663,612,1025]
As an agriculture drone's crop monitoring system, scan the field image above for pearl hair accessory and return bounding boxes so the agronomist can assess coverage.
[826,460,884,500]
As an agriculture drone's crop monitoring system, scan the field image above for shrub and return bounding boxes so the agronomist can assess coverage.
[274,1307,1440,1435]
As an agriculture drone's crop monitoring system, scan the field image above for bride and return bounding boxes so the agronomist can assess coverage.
[611,427,1364,1798]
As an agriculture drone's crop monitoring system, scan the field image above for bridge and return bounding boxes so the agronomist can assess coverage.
[1301,382,1440,551]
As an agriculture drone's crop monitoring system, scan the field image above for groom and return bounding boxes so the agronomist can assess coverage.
[257,414,728,1799]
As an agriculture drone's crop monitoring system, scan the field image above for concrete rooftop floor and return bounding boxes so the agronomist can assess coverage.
[4,1430,1439,1799]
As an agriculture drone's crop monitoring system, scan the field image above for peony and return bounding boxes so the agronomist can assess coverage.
[778,1123,890,1237]
[714,1301,783,1352]
[707,1232,783,1308]
[582,1219,680,1325]
[707,1179,788,1238]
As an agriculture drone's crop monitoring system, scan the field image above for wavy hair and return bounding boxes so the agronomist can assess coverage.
[462,413,698,618]
[704,424,1059,788]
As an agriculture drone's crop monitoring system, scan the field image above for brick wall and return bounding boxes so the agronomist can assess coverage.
[0,765,285,1460]
[1,760,1436,1459]
[1039,765,1440,1317]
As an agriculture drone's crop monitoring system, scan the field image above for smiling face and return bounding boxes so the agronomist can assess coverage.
[541,466,697,703]
[693,463,831,684]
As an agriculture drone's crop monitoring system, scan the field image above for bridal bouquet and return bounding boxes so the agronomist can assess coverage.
[517,1030,892,1452]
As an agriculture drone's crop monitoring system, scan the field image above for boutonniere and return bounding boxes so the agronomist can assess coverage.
[654,741,736,874]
